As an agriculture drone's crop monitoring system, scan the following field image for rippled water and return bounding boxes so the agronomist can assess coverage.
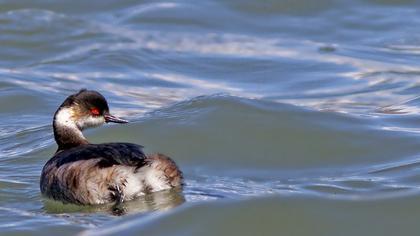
[1,0,420,235]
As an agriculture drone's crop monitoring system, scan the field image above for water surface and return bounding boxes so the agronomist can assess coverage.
[0,0,420,235]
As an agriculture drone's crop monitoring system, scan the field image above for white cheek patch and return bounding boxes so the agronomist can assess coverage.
[55,108,77,128]
[77,116,105,130]
[55,107,105,131]
[55,107,84,139]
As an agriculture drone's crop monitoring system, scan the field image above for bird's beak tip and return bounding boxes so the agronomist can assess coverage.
[104,114,129,124]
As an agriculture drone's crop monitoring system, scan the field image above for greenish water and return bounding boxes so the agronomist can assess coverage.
[0,0,420,235]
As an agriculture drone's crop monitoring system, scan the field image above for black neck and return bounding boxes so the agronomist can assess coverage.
[53,126,88,152]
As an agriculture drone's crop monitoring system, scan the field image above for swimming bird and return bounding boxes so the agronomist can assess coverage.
[40,89,182,205]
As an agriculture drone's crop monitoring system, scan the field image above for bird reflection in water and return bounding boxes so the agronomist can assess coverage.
[111,187,185,216]
[42,187,185,216]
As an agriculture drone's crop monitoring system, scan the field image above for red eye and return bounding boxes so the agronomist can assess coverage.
[90,108,100,116]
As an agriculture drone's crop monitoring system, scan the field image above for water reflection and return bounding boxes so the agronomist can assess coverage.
[111,188,185,216]
[43,187,185,216]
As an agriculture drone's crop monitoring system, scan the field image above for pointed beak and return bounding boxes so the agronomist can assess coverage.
[104,114,129,124]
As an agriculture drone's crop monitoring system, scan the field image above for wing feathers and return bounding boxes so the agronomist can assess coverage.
[52,143,146,168]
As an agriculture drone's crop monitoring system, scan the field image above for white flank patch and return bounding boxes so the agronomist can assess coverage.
[143,167,170,192]
[122,165,171,199]
[123,168,145,199]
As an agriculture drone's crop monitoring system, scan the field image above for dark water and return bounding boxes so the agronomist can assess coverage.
[1,0,420,235]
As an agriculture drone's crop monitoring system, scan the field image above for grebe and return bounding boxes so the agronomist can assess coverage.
[40,89,182,205]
